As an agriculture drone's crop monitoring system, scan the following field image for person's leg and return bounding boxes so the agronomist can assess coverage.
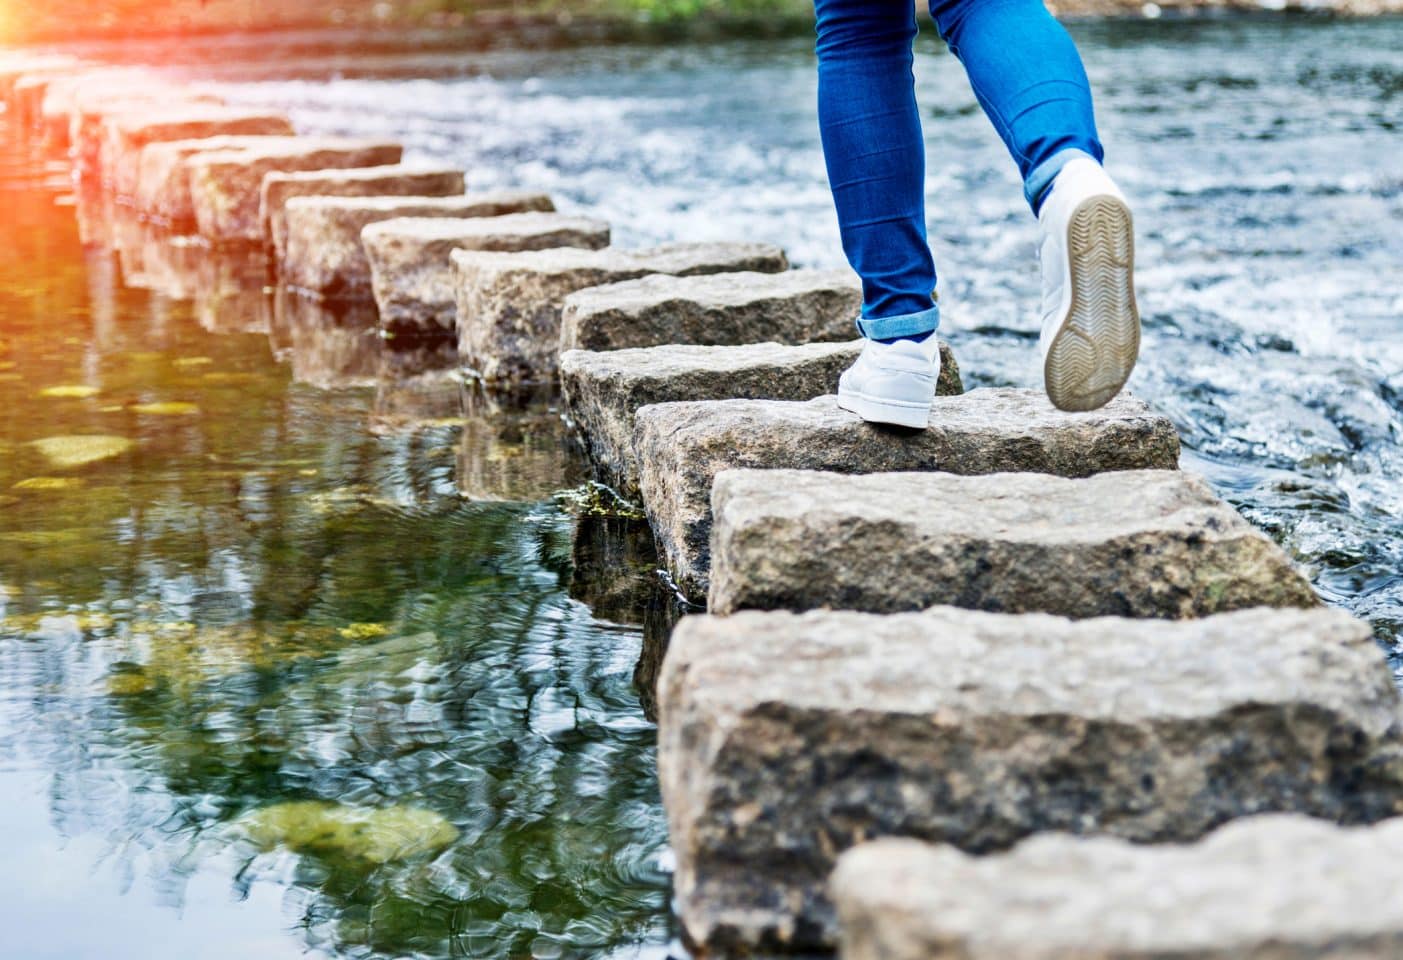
[815,0,940,343]
[928,0,1103,212]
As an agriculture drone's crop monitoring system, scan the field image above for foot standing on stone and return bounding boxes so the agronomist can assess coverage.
[818,0,1140,424]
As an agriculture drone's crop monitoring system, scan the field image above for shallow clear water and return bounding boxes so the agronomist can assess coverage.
[2,16,1402,960]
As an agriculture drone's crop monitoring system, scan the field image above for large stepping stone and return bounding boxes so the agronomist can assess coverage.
[104,105,296,197]
[659,605,1403,954]
[186,137,404,243]
[709,466,1318,616]
[71,91,220,183]
[135,135,299,229]
[364,213,612,338]
[283,192,555,302]
[834,816,1403,960]
[261,164,467,259]
[453,243,790,385]
[634,390,1181,599]
[558,268,861,353]
[561,340,962,496]
[38,69,159,151]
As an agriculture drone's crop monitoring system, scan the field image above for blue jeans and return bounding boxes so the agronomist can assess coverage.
[815,0,1105,340]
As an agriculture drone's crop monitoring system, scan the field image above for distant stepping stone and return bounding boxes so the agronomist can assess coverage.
[558,268,861,353]
[561,339,962,496]
[104,105,297,197]
[71,91,222,183]
[136,135,302,230]
[634,390,1180,600]
[261,164,467,259]
[659,606,1402,955]
[834,816,1403,960]
[281,193,554,302]
[364,213,612,338]
[186,137,405,243]
[708,466,1318,616]
[453,243,789,385]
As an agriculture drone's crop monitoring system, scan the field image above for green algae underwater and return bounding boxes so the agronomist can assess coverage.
[0,127,672,960]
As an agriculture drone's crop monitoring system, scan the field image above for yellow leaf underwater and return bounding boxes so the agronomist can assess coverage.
[338,622,391,641]
[13,477,86,491]
[29,434,134,469]
[38,385,99,399]
[237,801,459,864]
[129,402,200,416]
[173,357,214,369]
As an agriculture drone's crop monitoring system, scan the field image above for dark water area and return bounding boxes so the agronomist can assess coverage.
[2,16,1401,960]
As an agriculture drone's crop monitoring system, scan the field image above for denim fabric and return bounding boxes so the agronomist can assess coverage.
[814,0,1105,339]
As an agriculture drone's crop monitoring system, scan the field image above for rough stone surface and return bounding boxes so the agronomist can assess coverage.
[187,138,404,242]
[365,213,611,336]
[454,243,790,385]
[834,816,1403,960]
[707,467,1320,616]
[69,92,220,183]
[558,269,861,353]
[560,340,962,495]
[261,164,467,259]
[135,135,300,229]
[104,106,296,197]
[659,606,1403,954]
[633,390,1181,598]
[282,192,555,301]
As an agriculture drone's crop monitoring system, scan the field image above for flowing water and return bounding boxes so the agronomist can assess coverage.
[2,16,1401,960]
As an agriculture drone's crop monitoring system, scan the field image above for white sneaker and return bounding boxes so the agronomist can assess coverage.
[836,335,941,429]
[1037,156,1140,412]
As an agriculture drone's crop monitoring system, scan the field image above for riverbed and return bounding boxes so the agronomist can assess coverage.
[1,16,1400,960]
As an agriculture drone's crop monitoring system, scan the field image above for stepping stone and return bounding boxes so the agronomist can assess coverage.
[37,69,156,151]
[833,816,1403,960]
[659,605,1402,954]
[71,91,221,183]
[708,466,1318,616]
[260,164,466,257]
[283,192,555,301]
[558,268,861,353]
[560,340,962,496]
[104,105,296,197]
[186,137,404,243]
[135,135,299,230]
[634,390,1181,600]
[453,243,790,385]
[365,213,612,338]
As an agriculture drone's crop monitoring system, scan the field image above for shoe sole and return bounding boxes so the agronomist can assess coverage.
[836,389,930,429]
[1043,194,1140,413]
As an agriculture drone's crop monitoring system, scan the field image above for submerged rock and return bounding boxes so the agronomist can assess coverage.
[560,340,961,496]
[28,434,133,468]
[633,390,1180,599]
[659,606,1403,954]
[237,800,458,864]
[834,816,1403,960]
[454,242,790,385]
[187,137,404,242]
[708,467,1319,616]
[364,213,613,338]
[282,191,555,302]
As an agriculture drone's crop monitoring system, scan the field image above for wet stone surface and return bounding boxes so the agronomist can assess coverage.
[661,606,1403,954]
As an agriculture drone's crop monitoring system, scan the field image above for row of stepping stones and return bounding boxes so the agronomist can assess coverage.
[8,50,1403,960]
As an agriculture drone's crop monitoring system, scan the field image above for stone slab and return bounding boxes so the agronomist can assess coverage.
[558,268,861,353]
[707,466,1319,616]
[105,106,296,197]
[282,192,555,301]
[633,390,1181,599]
[834,816,1403,960]
[659,605,1403,954]
[260,164,467,258]
[135,135,302,229]
[187,137,404,242]
[70,92,221,183]
[365,212,612,337]
[454,243,790,385]
[560,340,962,496]
[38,69,160,150]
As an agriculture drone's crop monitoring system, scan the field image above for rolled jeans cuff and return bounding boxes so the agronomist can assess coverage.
[1025,147,1099,213]
[855,303,941,341]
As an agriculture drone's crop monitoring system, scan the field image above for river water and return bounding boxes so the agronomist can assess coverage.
[1,16,1400,960]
